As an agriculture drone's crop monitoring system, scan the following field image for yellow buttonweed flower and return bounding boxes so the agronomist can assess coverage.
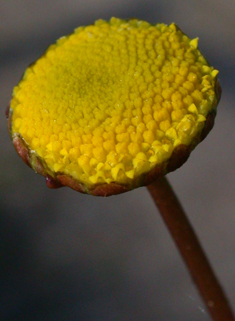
[7,18,221,196]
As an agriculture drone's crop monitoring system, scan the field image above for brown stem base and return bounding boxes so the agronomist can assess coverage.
[147,177,234,321]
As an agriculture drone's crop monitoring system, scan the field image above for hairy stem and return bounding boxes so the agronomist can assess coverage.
[147,176,234,321]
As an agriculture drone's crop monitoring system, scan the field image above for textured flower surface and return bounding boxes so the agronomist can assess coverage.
[7,18,221,196]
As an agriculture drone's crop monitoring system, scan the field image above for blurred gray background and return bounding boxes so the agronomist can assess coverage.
[1,1,235,320]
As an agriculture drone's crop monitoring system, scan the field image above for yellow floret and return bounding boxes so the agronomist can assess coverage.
[10,18,219,186]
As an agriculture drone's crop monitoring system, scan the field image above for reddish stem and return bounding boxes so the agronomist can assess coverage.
[147,176,234,321]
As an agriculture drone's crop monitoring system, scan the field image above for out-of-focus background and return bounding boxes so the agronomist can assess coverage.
[1,1,235,320]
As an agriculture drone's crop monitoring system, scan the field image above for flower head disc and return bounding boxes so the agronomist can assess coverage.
[8,18,221,196]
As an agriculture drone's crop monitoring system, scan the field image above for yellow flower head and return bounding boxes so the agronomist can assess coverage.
[8,18,221,195]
